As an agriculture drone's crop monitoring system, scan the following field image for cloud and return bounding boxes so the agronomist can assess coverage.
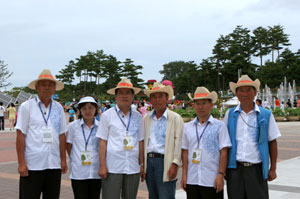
[0,0,299,89]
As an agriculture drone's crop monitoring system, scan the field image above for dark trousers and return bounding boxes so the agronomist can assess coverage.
[0,116,4,130]
[69,116,74,123]
[71,179,102,199]
[186,184,223,199]
[226,163,268,199]
[19,169,61,199]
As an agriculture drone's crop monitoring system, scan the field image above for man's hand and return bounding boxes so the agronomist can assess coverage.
[61,160,68,174]
[268,169,277,181]
[98,166,108,179]
[140,165,146,182]
[180,174,187,191]
[167,163,178,180]
[214,174,224,193]
[18,163,28,177]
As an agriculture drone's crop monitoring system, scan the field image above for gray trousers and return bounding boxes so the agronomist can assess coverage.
[102,173,140,199]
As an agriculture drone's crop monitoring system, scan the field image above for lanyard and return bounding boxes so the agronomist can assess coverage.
[195,119,209,148]
[36,97,52,126]
[81,124,94,151]
[239,112,258,129]
[115,107,132,135]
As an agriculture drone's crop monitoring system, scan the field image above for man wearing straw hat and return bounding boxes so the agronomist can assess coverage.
[224,75,281,199]
[181,87,231,199]
[16,69,68,199]
[96,78,144,199]
[144,82,184,199]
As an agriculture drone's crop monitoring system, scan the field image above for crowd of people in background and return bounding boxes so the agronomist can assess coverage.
[256,97,300,111]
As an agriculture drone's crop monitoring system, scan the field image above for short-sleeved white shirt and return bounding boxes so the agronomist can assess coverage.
[223,104,281,163]
[147,108,168,154]
[96,105,144,174]
[15,97,67,170]
[67,119,100,180]
[182,116,232,187]
[0,106,5,117]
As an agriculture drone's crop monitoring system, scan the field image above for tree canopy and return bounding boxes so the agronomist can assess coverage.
[8,24,300,102]
[0,59,13,89]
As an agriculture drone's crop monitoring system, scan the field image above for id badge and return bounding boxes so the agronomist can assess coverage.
[42,126,53,143]
[192,148,201,164]
[123,135,134,150]
[81,151,92,165]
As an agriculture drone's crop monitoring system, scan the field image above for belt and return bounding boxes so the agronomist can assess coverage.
[147,152,164,158]
[237,161,261,167]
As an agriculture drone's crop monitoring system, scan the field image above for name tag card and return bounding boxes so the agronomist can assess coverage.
[192,148,201,164]
[81,151,92,165]
[123,135,134,150]
[42,126,53,143]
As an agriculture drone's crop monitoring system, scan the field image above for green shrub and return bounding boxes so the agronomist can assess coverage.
[272,108,285,117]
[173,109,197,118]
[173,108,222,119]
[211,108,221,118]
[285,108,300,116]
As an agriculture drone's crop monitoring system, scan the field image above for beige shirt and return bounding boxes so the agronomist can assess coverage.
[144,109,184,182]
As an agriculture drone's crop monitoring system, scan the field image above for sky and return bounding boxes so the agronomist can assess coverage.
[1,0,300,90]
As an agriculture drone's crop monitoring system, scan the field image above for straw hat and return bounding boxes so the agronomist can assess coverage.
[107,78,141,95]
[78,96,99,106]
[229,75,260,94]
[188,87,218,103]
[28,69,64,91]
[144,82,174,100]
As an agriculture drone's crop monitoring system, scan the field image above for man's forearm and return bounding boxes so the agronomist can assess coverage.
[139,140,144,165]
[219,148,228,173]
[181,149,188,175]
[269,139,278,170]
[99,139,107,167]
[59,134,67,162]
[16,130,26,165]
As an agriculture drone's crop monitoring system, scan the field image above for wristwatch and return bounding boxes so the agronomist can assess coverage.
[219,171,226,177]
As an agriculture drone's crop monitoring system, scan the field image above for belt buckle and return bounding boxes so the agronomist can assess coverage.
[242,162,253,167]
[245,162,251,166]
[148,153,154,158]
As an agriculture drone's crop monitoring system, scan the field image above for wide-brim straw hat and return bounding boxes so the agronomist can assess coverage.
[107,78,141,95]
[229,75,260,95]
[28,69,64,91]
[188,87,218,103]
[144,82,174,100]
[78,96,99,106]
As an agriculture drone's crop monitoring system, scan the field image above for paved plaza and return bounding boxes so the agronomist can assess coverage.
[0,120,300,198]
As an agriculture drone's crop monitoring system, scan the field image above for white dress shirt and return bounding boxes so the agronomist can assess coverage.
[15,97,67,170]
[147,108,168,154]
[96,105,144,174]
[67,119,100,180]
[182,116,232,187]
[223,104,281,163]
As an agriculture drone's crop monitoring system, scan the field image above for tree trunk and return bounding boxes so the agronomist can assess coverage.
[260,54,263,67]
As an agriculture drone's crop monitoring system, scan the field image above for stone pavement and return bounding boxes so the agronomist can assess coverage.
[0,121,300,198]
[176,156,300,199]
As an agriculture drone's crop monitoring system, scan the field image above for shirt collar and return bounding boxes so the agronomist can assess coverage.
[234,103,260,113]
[80,118,97,128]
[152,107,168,119]
[35,96,52,105]
[115,104,131,115]
[193,115,213,125]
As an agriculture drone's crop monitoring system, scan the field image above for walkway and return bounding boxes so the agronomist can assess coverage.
[1,121,300,198]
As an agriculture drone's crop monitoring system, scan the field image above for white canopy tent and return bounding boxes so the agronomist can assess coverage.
[223,97,240,108]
